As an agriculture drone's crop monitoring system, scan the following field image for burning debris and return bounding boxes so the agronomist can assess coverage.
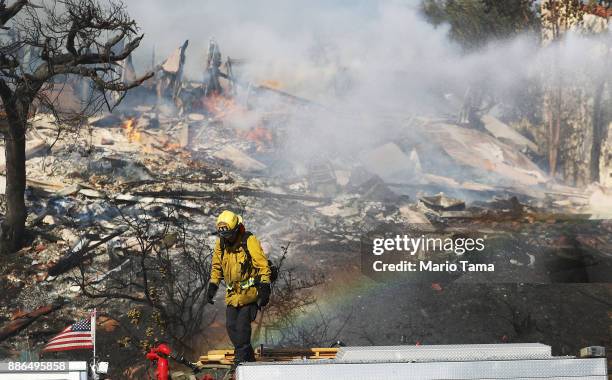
[122,118,140,143]
[1,6,612,376]
[3,35,611,303]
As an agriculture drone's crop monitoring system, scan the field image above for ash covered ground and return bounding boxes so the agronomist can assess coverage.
[1,1,611,378]
[1,86,610,377]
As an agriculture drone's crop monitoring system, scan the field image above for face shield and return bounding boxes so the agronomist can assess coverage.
[218,224,239,242]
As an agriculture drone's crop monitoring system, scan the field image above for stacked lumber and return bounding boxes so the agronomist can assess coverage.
[198,347,339,365]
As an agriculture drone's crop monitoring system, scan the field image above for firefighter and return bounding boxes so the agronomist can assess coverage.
[207,210,271,364]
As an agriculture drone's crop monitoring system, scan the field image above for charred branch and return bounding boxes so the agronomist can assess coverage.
[68,202,214,349]
[0,0,28,27]
[2,0,152,103]
[0,302,64,343]
[132,188,331,203]
[48,227,128,277]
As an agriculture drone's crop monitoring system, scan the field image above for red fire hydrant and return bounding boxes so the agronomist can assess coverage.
[146,343,171,380]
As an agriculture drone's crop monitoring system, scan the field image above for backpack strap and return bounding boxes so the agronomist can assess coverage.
[222,231,278,285]
[242,232,278,284]
[241,231,253,275]
[241,231,253,261]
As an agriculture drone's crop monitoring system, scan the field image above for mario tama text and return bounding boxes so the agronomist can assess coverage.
[373,260,494,273]
[370,234,494,273]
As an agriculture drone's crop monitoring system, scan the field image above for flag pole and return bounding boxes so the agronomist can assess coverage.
[91,308,97,374]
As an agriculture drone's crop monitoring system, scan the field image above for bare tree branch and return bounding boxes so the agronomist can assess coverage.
[0,0,151,255]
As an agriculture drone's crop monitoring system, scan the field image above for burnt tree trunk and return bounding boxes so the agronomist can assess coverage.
[0,0,151,255]
[547,88,562,179]
[590,81,605,183]
[590,41,609,184]
[1,100,29,254]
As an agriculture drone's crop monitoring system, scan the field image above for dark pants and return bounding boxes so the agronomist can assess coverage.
[226,303,258,363]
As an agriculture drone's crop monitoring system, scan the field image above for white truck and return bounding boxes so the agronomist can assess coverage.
[236,343,608,380]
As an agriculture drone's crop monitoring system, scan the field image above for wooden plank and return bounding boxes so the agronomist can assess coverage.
[198,347,339,365]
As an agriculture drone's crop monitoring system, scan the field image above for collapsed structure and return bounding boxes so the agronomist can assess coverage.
[1,9,612,376]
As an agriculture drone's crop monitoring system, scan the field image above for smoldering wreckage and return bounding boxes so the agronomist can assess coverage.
[1,32,612,379]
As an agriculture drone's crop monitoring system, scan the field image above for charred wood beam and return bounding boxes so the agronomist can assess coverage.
[0,0,27,27]
[132,187,331,203]
[252,85,324,108]
[48,227,128,277]
[120,175,229,190]
[228,76,325,108]
[0,302,64,343]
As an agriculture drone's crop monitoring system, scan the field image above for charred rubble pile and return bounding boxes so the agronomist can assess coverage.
[1,38,612,372]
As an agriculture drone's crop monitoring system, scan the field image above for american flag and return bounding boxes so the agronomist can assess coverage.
[43,317,94,352]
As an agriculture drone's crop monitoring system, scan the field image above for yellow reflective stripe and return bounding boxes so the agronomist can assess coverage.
[240,277,255,289]
[226,277,255,292]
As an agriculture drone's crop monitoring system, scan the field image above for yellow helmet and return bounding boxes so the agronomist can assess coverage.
[216,210,243,231]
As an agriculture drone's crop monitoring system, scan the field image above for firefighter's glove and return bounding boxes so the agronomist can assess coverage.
[257,283,271,307]
[207,283,218,304]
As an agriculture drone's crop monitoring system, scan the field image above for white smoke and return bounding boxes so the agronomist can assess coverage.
[125,0,611,170]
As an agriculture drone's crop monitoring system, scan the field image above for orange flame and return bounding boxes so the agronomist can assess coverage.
[122,118,141,143]
[203,94,244,119]
[239,125,274,151]
[243,126,273,144]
